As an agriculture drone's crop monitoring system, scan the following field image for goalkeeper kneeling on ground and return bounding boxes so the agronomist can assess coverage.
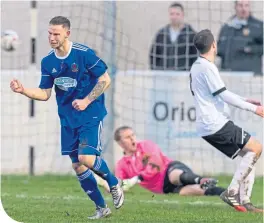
[113,126,226,196]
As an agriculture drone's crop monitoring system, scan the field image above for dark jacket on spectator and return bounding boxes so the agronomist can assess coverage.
[217,15,263,74]
[150,24,197,71]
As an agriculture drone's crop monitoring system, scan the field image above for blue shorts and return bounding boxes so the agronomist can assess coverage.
[61,121,103,163]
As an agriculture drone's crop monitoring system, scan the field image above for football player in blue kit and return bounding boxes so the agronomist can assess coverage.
[10,16,124,219]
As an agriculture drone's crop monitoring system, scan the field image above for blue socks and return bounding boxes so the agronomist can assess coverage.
[77,169,106,208]
[92,156,118,188]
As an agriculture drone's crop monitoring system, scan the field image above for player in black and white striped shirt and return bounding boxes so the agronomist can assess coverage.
[190,29,263,213]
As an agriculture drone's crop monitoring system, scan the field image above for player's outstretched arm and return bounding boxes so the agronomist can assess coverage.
[218,90,263,117]
[10,79,52,101]
[228,91,261,106]
[122,176,141,191]
[204,67,262,116]
[72,72,111,111]
[245,98,262,106]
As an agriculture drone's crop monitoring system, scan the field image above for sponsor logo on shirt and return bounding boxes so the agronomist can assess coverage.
[54,77,77,91]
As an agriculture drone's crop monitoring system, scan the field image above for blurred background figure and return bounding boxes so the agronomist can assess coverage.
[217,0,263,75]
[149,2,197,71]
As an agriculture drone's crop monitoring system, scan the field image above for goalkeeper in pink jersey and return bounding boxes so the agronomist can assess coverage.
[114,126,225,196]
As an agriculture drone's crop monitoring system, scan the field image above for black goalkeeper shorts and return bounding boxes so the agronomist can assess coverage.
[202,121,251,159]
[163,161,193,194]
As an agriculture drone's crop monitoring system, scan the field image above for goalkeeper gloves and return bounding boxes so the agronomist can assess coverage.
[121,176,141,191]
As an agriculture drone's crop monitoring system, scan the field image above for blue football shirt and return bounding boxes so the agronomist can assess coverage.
[39,42,108,128]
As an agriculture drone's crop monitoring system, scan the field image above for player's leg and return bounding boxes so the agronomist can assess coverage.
[163,161,223,196]
[61,126,111,219]
[203,121,262,211]
[228,136,262,194]
[71,159,111,219]
[238,150,255,205]
[77,121,124,209]
[239,166,263,212]
[178,185,205,196]
[225,137,262,212]
[239,167,255,205]
[179,185,204,196]
[176,184,226,196]
[237,141,263,212]
[168,161,218,189]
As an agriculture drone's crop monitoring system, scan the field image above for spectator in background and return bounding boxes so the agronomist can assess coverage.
[217,0,263,75]
[149,2,197,71]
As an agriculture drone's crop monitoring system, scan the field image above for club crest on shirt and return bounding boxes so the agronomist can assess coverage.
[71,63,79,72]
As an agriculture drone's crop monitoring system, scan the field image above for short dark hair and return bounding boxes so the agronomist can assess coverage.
[193,29,214,54]
[114,126,132,142]
[49,16,71,29]
[234,0,248,6]
[169,2,184,12]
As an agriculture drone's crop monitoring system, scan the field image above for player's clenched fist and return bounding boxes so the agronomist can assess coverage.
[10,79,24,93]
[255,106,264,118]
[72,98,90,111]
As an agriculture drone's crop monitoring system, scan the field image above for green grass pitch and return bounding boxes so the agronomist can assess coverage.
[1,175,263,223]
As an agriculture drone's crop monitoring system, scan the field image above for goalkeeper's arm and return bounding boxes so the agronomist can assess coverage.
[122,175,143,191]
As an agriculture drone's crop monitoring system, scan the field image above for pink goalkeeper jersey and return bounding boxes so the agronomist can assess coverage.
[115,140,172,194]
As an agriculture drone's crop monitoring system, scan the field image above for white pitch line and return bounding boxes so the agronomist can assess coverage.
[2,193,263,207]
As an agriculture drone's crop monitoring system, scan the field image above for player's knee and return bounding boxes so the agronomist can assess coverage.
[250,142,262,157]
[255,143,262,157]
[168,169,183,185]
[244,138,262,157]
[78,154,96,168]
[72,163,87,174]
